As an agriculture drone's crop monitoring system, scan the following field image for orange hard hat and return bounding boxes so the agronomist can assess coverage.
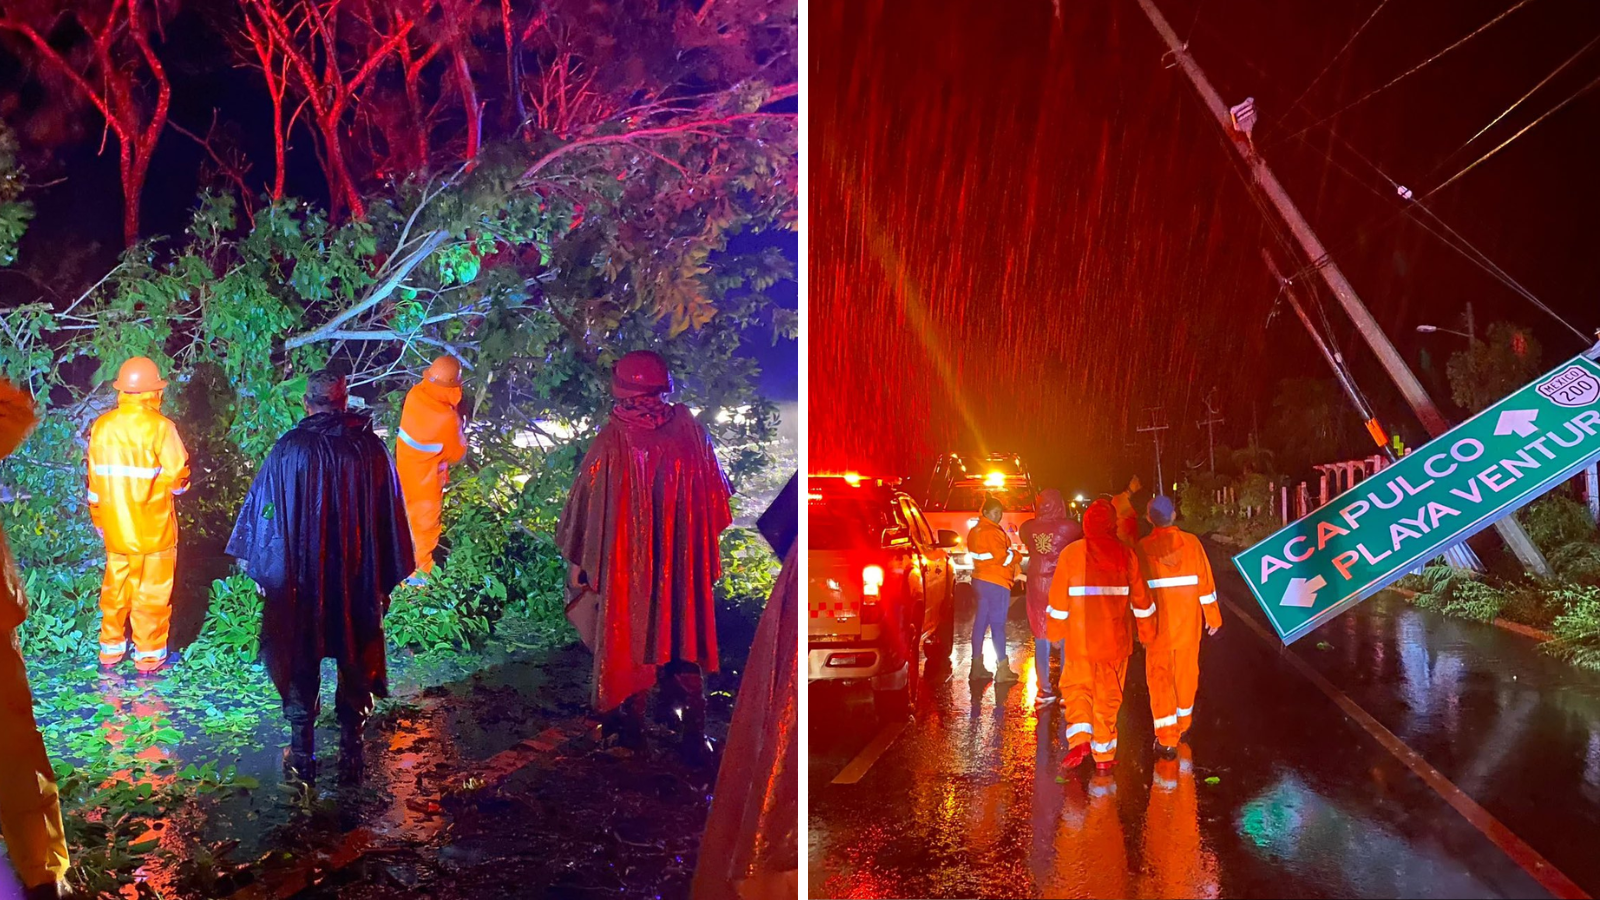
[113,357,167,393]
[424,355,462,388]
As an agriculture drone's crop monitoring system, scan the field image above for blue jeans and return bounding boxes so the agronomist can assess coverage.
[972,579,1010,671]
[1034,638,1065,697]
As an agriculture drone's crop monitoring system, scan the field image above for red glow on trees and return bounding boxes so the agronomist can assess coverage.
[0,0,174,247]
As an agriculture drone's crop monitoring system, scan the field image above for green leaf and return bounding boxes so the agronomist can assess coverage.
[1204,776,1221,785]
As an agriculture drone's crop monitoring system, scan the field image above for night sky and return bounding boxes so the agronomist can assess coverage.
[811,0,1600,495]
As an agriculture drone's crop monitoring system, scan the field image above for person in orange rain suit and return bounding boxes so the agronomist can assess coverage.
[1112,474,1142,547]
[0,379,70,899]
[967,495,1020,683]
[1138,742,1219,898]
[1139,494,1222,756]
[88,357,190,675]
[1046,497,1156,773]
[395,355,466,584]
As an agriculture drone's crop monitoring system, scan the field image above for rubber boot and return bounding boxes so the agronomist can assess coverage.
[674,666,715,768]
[284,720,316,783]
[601,693,647,751]
[338,718,367,785]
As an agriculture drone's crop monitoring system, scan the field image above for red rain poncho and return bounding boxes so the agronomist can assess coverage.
[557,401,732,713]
[1018,488,1082,639]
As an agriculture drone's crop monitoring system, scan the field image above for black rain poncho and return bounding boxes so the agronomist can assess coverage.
[226,411,414,700]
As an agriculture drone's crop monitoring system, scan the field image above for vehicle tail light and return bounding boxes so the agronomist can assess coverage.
[862,565,884,596]
[861,565,885,624]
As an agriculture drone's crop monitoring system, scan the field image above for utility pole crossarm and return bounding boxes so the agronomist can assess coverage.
[1134,0,1551,576]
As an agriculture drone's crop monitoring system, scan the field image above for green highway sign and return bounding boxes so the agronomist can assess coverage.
[1234,355,1600,644]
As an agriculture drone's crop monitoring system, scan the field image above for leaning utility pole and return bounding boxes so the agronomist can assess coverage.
[1262,249,1394,462]
[1138,407,1171,495]
[1198,389,1224,474]
[1135,0,1551,576]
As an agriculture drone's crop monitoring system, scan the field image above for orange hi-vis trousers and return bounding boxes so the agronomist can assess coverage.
[98,548,176,668]
[1061,656,1129,764]
[0,628,69,888]
[1147,640,1202,749]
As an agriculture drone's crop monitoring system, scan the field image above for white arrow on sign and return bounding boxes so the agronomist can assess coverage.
[1280,575,1327,608]
[1494,408,1539,437]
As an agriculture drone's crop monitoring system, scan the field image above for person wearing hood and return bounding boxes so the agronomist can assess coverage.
[87,356,190,675]
[227,371,414,783]
[557,350,732,764]
[0,380,70,899]
[1138,495,1222,756]
[691,475,798,900]
[1112,474,1142,547]
[967,495,1019,683]
[395,355,467,584]
[1017,489,1081,708]
[1045,497,1156,772]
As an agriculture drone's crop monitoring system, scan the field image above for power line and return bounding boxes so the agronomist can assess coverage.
[1426,69,1600,198]
[1297,126,1592,344]
[1422,29,1600,186]
[1271,0,1540,149]
[1278,0,1391,129]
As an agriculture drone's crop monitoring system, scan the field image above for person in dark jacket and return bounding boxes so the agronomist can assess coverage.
[227,371,414,783]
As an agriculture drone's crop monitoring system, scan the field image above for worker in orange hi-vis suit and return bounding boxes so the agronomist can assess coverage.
[88,357,190,675]
[0,379,71,899]
[1138,495,1222,756]
[395,356,466,584]
[1046,497,1155,773]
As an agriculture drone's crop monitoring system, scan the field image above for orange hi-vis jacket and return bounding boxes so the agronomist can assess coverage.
[967,517,1018,588]
[1045,504,1155,660]
[87,393,190,555]
[396,380,466,480]
[1138,526,1222,651]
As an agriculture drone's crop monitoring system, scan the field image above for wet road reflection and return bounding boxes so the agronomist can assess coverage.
[810,548,1575,899]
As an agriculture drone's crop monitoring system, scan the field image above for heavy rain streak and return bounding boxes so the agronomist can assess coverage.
[812,0,1600,489]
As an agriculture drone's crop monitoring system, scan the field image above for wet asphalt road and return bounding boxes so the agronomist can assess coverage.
[808,543,1600,899]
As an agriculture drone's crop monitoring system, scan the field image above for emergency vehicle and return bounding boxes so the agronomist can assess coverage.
[808,474,957,720]
[919,453,1035,583]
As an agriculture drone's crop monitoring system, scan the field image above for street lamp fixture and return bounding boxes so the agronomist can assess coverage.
[1416,324,1473,340]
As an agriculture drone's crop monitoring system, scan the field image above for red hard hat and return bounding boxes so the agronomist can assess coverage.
[612,350,673,398]
[113,357,167,393]
[424,355,462,388]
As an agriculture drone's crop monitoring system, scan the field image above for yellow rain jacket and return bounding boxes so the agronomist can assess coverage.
[87,392,190,555]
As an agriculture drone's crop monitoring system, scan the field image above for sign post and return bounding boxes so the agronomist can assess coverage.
[1235,356,1600,643]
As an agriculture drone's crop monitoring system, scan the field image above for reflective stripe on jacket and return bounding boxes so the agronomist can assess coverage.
[87,393,189,555]
[395,380,466,476]
[1138,526,1222,650]
[967,517,1017,588]
[1045,500,1155,659]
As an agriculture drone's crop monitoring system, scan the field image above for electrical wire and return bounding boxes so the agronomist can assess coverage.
[1422,29,1600,186]
[1299,126,1593,344]
[1278,0,1391,130]
[1271,0,1539,148]
[1426,69,1600,198]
